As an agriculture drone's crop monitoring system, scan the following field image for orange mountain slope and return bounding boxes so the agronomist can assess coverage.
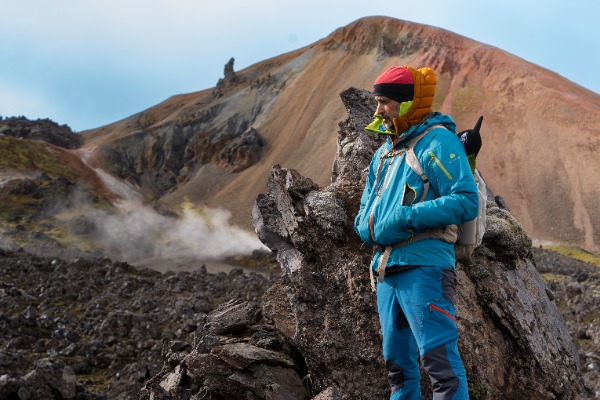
[80,16,600,253]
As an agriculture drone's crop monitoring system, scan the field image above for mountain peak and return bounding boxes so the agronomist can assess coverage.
[3,16,600,257]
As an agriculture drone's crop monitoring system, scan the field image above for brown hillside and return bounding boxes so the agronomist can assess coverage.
[80,16,600,253]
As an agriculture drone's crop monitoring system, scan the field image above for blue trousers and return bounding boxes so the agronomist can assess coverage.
[377,266,469,400]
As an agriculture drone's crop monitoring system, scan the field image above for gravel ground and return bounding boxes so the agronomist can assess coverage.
[0,245,597,399]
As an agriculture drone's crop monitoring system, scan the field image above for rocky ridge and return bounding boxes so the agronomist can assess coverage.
[0,116,82,149]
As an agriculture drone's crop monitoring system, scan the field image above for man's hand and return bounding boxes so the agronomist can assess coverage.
[372,205,411,245]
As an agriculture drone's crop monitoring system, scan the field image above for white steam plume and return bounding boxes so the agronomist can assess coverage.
[90,200,268,264]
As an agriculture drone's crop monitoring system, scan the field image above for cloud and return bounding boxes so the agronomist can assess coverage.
[2,0,598,131]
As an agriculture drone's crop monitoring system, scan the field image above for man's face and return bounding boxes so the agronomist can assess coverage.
[375,96,400,132]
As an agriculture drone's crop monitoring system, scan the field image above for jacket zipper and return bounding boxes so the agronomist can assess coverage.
[368,151,404,241]
[429,303,456,322]
[368,197,380,241]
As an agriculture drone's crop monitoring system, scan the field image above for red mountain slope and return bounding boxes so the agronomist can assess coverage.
[80,16,600,253]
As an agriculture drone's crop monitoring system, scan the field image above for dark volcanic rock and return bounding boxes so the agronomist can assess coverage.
[0,249,274,399]
[204,299,262,334]
[532,246,600,398]
[139,303,309,400]
[0,116,82,149]
[214,127,266,172]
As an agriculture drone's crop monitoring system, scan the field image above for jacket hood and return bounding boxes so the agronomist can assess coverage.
[364,66,438,136]
[395,112,457,145]
[392,66,437,134]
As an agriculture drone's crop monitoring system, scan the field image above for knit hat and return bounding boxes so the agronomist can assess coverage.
[365,66,438,136]
[372,66,415,103]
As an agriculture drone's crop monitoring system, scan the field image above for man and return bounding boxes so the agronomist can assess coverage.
[354,65,478,399]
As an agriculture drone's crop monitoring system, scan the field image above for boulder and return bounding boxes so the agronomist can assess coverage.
[204,300,262,334]
[140,316,309,400]
[0,358,76,400]
[251,87,582,399]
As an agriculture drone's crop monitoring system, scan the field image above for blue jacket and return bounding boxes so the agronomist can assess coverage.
[354,112,479,270]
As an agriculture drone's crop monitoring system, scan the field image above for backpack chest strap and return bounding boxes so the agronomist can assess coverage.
[404,124,445,201]
[369,224,458,291]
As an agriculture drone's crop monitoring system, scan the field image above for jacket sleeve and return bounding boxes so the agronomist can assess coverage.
[354,150,380,246]
[396,129,479,231]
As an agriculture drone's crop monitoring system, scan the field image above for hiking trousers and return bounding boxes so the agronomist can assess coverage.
[376,266,469,400]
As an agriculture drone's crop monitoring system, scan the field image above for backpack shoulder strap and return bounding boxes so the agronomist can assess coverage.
[405,124,447,201]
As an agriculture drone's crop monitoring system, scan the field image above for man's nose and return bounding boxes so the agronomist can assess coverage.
[376,103,384,115]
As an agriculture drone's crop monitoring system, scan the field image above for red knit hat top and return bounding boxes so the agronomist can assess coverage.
[373,66,415,103]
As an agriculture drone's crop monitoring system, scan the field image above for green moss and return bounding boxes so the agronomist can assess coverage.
[545,245,600,268]
[540,272,567,283]
[468,381,489,400]
[0,192,43,220]
[0,136,79,181]
[465,262,491,280]
[452,84,477,120]
[77,371,112,393]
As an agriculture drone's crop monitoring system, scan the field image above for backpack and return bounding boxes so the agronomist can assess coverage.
[455,169,487,259]
[369,119,487,290]
[404,122,487,260]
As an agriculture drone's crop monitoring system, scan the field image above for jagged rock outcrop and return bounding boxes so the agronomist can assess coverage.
[213,127,266,172]
[0,116,82,148]
[213,58,242,98]
[250,88,582,399]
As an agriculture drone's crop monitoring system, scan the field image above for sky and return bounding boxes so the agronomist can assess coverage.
[1,0,599,132]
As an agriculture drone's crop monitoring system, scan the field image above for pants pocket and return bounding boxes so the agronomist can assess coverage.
[423,301,459,354]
